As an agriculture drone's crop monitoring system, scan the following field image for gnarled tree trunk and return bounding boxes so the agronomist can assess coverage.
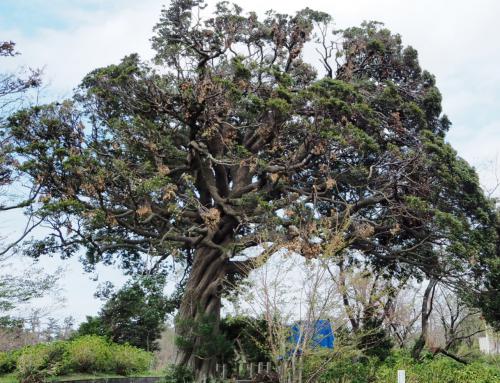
[175,245,228,382]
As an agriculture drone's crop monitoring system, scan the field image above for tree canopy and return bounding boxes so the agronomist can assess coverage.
[3,1,498,379]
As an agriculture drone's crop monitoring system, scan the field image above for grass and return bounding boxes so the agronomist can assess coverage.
[0,372,164,383]
[0,374,16,383]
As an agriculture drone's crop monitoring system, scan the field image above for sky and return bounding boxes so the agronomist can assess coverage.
[1,0,499,323]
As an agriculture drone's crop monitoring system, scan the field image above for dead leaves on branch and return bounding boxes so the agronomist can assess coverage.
[200,207,221,231]
[136,203,152,218]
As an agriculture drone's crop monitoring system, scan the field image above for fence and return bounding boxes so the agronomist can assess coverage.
[215,361,273,381]
[213,364,407,383]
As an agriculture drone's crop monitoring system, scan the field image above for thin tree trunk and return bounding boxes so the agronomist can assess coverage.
[338,261,359,331]
[412,278,437,359]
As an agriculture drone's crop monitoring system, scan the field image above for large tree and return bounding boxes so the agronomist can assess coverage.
[4,2,498,379]
[77,276,174,351]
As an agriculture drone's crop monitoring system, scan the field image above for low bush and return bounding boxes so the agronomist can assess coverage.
[304,349,500,383]
[0,350,20,374]
[16,342,70,383]
[7,335,154,382]
[66,335,112,373]
[15,345,48,383]
[164,364,194,383]
[111,344,152,375]
[376,352,500,383]
[303,349,378,383]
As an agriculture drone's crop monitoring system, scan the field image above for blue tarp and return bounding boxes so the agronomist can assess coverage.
[289,319,335,350]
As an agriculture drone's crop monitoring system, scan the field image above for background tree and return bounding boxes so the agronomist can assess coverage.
[382,281,421,348]
[229,252,341,383]
[0,40,42,254]
[4,1,498,379]
[219,316,269,365]
[0,41,65,354]
[0,268,61,324]
[325,259,401,360]
[433,286,484,352]
[77,276,174,351]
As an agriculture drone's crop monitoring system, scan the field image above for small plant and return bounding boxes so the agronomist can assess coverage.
[0,350,20,374]
[16,346,49,383]
[111,344,153,375]
[164,364,194,383]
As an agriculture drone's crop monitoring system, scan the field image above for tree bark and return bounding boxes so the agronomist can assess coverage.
[433,347,468,365]
[175,245,227,382]
[412,278,437,359]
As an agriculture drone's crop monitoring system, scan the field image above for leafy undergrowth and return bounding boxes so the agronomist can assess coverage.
[0,336,155,383]
[0,372,162,383]
[375,352,500,383]
[303,349,500,383]
[0,373,17,383]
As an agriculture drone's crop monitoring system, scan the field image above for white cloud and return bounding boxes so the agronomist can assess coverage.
[1,0,162,97]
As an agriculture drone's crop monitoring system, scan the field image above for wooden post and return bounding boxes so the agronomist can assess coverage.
[250,363,255,378]
[397,370,405,383]
[258,362,263,374]
[266,361,271,373]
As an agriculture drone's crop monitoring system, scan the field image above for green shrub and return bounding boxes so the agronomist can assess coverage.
[16,342,69,383]
[304,349,500,383]
[16,346,48,383]
[3,336,156,381]
[303,349,378,383]
[66,335,112,373]
[375,351,500,383]
[164,364,194,383]
[0,350,20,374]
[111,344,153,375]
[456,361,500,383]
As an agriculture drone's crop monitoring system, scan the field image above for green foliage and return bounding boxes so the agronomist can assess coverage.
[11,336,153,382]
[16,347,49,383]
[163,364,194,383]
[5,1,500,375]
[0,373,17,383]
[304,350,500,383]
[266,98,292,115]
[219,316,270,363]
[231,56,251,80]
[175,313,233,361]
[78,276,173,352]
[356,319,393,361]
[345,123,380,153]
[0,351,20,374]
[111,344,153,376]
[66,336,112,373]
[75,316,109,338]
[303,349,378,383]
[375,352,500,383]
[16,342,70,383]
